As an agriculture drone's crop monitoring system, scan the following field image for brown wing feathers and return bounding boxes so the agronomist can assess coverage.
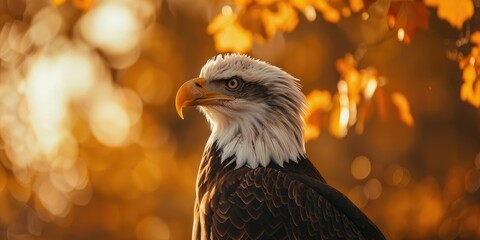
[193,143,385,240]
[207,167,372,240]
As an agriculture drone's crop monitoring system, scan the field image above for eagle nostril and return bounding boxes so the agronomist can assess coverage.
[195,82,202,88]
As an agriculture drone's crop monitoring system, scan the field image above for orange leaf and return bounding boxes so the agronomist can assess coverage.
[350,0,364,12]
[391,92,414,127]
[388,1,429,43]
[425,0,473,29]
[304,90,332,141]
[304,124,321,142]
[213,22,253,53]
[306,90,332,112]
[470,31,480,46]
[462,64,476,83]
[207,13,237,34]
[208,12,253,52]
[329,85,350,138]
[313,1,341,23]
[261,2,299,39]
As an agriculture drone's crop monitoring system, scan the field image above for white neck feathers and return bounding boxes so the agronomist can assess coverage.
[201,104,305,169]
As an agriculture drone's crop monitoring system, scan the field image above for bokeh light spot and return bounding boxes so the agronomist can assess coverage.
[351,156,371,180]
[364,178,382,200]
[385,164,411,187]
[80,1,140,55]
[89,98,131,147]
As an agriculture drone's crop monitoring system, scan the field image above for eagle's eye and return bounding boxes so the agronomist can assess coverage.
[226,78,241,90]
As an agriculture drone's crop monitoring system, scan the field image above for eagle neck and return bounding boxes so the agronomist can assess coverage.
[204,110,306,169]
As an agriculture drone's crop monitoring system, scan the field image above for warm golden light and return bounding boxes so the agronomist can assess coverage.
[79,1,141,55]
[397,28,405,42]
[0,0,478,239]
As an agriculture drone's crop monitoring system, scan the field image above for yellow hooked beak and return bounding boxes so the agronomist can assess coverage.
[175,77,235,119]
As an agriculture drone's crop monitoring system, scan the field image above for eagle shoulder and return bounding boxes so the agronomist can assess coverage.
[204,167,384,240]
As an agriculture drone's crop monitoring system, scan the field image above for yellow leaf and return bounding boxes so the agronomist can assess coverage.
[261,1,299,39]
[51,0,67,6]
[212,22,253,53]
[290,0,317,21]
[391,92,414,127]
[460,82,472,101]
[462,64,476,83]
[470,31,480,46]
[304,90,331,141]
[313,0,341,23]
[306,90,331,112]
[208,11,253,52]
[304,124,320,142]
[429,0,474,29]
[207,13,237,34]
[329,89,350,138]
[349,0,364,12]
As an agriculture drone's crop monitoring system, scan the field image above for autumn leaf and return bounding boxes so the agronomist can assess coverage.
[305,90,332,141]
[388,0,429,43]
[463,64,476,84]
[470,31,480,46]
[392,92,414,126]
[213,22,253,53]
[329,93,349,138]
[459,60,480,107]
[306,89,332,112]
[424,0,474,29]
[312,0,341,23]
[208,12,253,53]
[350,0,364,12]
[208,11,236,33]
[289,0,316,21]
[261,1,299,39]
[459,36,480,108]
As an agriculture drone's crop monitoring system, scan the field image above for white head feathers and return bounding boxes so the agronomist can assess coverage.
[198,54,307,168]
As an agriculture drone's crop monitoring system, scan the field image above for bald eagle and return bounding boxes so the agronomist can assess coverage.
[176,54,386,240]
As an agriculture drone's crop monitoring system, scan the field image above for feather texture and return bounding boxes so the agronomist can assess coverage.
[193,143,386,240]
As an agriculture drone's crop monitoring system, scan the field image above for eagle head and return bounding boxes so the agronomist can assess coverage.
[176,54,307,168]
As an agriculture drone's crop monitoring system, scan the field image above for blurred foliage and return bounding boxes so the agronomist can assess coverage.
[0,0,479,239]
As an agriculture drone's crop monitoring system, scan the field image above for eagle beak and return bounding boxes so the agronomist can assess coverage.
[175,77,235,119]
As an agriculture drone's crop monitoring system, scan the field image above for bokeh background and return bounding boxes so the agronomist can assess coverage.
[1,0,480,239]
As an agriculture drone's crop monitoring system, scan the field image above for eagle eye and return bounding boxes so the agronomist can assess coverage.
[226,78,241,90]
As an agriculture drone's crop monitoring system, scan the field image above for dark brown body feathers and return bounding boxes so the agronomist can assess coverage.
[193,142,386,240]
